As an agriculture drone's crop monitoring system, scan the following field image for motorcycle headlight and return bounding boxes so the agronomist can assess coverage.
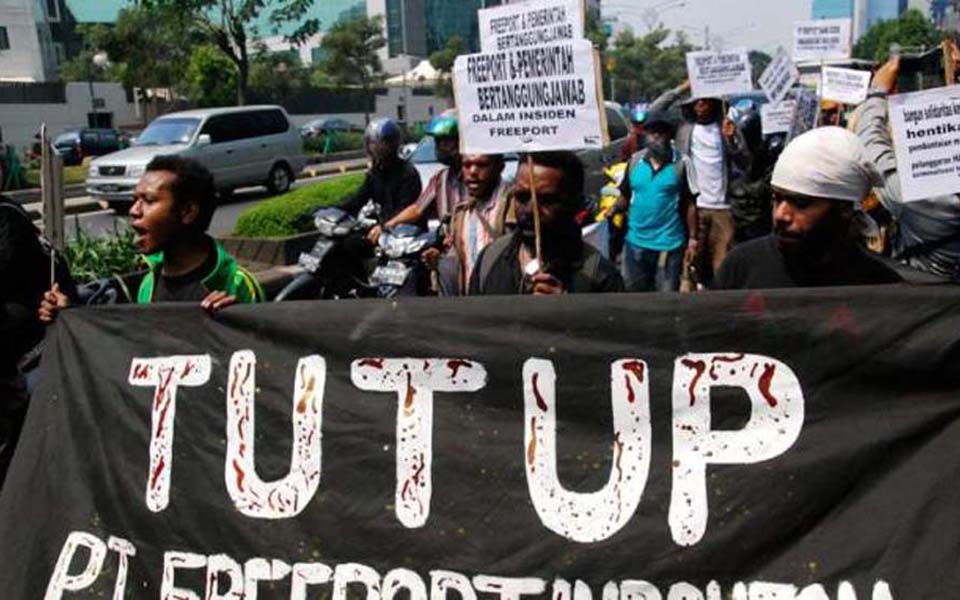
[404,237,429,255]
[314,218,337,237]
[381,234,409,259]
[333,223,354,237]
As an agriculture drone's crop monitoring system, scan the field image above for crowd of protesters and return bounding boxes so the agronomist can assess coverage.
[1,55,959,488]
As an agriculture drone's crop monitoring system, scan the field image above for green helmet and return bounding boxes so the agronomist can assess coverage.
[426,111,458,138]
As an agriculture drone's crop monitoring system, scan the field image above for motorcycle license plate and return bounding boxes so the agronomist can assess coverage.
[372,262,410,286]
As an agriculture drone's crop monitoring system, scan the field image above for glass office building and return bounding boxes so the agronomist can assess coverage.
[385,0,504,58]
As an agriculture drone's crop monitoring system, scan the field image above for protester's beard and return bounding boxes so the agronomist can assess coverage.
[517,208,537,242]
[647,139,673,163]
[517,209,581,263]
[774,209,849,263]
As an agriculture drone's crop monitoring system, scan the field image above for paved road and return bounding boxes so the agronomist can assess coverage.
[61,172,347,240]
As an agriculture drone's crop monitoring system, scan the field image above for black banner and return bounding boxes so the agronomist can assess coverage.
[2,287,960,599]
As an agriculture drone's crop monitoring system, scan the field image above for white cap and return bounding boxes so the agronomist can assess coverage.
[772,127,883,203]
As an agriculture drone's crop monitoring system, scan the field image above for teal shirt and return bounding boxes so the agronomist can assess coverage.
[623,153,686,252]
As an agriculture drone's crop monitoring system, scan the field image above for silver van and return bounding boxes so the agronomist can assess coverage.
[86,105,307,211]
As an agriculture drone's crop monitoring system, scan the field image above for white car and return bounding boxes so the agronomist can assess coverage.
[87,105,308,212]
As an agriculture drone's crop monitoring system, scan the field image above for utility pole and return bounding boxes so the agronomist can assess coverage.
[704,25,710,50]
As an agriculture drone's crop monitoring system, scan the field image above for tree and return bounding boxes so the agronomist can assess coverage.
[319,15,386,122]
[146,0,320,105]
[854,9,941,62]
[429,35,466,98]
[60,6,196,122]
[248,49,312,101]
[609,28,695,102]
[185,45,239,107]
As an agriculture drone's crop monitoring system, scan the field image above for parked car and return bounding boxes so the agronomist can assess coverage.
[406,101,631,205]
[53,128,131,166]
[300,118,362,139]
[87,105,308,212]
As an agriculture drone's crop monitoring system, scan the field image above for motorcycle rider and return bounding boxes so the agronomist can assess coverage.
[375,111,467,239]
[340,118,422,248]
[726,99,773,244]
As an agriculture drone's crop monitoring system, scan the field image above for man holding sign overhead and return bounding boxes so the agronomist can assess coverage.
[850,56,960,281]
[650,71,752,287]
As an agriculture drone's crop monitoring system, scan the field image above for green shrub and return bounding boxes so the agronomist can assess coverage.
[232,173,364,238]
[64,218,143,283]
[25,165,88,188]
[303,131,364,155]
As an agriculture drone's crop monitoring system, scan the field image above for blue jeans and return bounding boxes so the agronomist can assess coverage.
[621,243,683,292]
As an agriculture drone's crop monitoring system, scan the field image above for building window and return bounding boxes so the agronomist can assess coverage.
[53,42,65,64]
[46,0,60,22]
[386,0,405,57]
[0,27,9,51]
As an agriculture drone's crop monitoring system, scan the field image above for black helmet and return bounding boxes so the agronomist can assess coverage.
[364,118,403,151]
[727,99,762,151]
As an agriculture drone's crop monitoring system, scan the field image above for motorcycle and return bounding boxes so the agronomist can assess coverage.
[579,162,627,261]
[370,220,446,298]
[273,202,380,301]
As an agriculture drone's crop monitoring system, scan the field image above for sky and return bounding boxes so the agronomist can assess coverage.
[602,0,815,54]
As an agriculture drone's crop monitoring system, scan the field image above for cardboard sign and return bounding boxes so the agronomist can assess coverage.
[685,49,753,99]
[453,38,605,154]
[889,85,960,202]
[821,67,871,105]
[793,18,852,62]
[761,101,797,136]
[790,87,820,140]
[759,47,800,105]
[478,0,585,53]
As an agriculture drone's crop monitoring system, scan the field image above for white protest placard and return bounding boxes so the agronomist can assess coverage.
[478,0,585,54]
[761,101,797,136]
[453,38,605,154]
[820,67,871,105]
[758,47,799,105]
[888,85,960,202]
[793,18,852,62]
[685,49,753,99]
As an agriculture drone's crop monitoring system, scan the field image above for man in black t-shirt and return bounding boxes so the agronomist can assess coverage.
[469,152,623,295]
[716,127,901,290]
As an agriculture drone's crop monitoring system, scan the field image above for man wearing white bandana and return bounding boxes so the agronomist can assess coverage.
[714,127,902,289]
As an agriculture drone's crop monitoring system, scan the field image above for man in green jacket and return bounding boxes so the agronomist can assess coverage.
[40,155,262,321]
